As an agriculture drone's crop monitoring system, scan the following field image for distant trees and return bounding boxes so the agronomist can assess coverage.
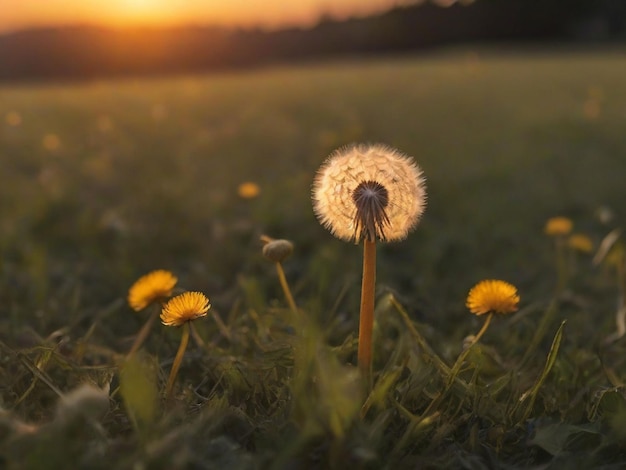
[0,0,623,81]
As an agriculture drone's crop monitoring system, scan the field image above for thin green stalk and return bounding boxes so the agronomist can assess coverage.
[276,261,298,315]
[127,306,159,357]
[555,237,568,292]
[164,322,190,400]
[358,239,376,385]
[446,313,493,388]
[520,298,559,367]
[514,321,566,424]
[390,295,450,376]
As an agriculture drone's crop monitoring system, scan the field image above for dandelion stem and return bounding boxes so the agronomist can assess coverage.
[555,237,568,291]
[276,262,298,315]
[164,322,190,400]
[521,298,559,367]
[390,296,450,376]
[447,313,493,387]
[127,306,159,357]
[358,238,376,384]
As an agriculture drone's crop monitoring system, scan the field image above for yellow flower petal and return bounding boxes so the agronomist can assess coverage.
[128,270,177,311]
[545,217,573,236]
[568,234,593,253]
[161,292,210,327]
[466,280,520,316]
[238,182,260,199]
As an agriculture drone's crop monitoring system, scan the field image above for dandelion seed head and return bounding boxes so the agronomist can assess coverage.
[312,143,426,243]
[161,291,210,327]
[128,270,177,311]
[466,280,520,316]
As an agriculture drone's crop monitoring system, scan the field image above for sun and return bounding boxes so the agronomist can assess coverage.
[110,0,177,26]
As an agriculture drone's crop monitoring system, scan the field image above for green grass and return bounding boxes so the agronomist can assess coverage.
[2,47,626,468]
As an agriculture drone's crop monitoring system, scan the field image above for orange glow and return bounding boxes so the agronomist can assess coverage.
[0,0,398,33]
[108,0,176,25]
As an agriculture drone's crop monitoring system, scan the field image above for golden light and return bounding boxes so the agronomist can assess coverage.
[108,0,177,26]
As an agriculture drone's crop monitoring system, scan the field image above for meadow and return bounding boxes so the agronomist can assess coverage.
[1,47,626,468]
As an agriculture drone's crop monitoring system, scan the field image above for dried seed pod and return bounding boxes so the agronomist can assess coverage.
[262,239,294,263]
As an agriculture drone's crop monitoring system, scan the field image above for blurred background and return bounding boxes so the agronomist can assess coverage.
[1,0,626,335]
[1,0,625,81]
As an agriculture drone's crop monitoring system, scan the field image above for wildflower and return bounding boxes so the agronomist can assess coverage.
[161,292,210,400]
[544,217,573,237]
[42,133,61,151]
[312,143,426,382]
[128,270,177,311]
[568,234,593,253]
[262,238,294,263]
[237,182,261,199]
[312,143,426,243]
[444,280,520,390]
[466,280,520,316]
[160,291,210,327]
[261,236,297,314]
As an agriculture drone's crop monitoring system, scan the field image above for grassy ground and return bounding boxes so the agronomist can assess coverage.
[1,47,626,468]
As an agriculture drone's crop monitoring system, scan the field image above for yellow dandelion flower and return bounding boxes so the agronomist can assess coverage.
[544,217,573,236]
[568,233,593,253]
[466,280,520,316]
[238,182,260,199]
[161,291,210,327]
[43,133,61,151]
[128,270,177,311]
[312,143,426,243]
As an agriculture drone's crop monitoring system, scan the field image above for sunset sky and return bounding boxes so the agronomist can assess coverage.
[0,0,429,33]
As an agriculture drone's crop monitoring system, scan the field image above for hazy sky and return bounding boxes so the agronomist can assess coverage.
[0,0,429,33]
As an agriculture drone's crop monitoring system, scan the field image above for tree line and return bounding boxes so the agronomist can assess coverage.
[0,0,623,81]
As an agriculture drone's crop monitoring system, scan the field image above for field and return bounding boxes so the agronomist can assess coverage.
[1,48,626,468]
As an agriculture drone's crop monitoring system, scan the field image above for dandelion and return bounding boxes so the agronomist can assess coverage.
[128,270,177,311]
[544,217,573,237]
[545,216,573,290]
[42,133,61,152]
[568,234,593,253]
[161,292,210,399]
[313,143,426,243]
[160,291,210,327]
[261,235,297,314]
[312,143,426,381]
[127,270,177,356]
[466,279,520,316]
[447,280,519,387]
[238,182,261,199]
